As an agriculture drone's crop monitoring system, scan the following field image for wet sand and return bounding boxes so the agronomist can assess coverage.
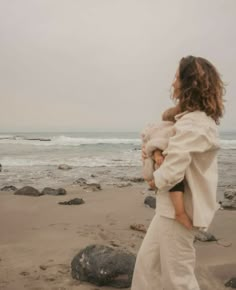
[0,183,235,290]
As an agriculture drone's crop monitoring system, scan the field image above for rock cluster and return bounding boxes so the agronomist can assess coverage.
[14,186,67,197]
[1,185,18,191]
[73,178,102,191]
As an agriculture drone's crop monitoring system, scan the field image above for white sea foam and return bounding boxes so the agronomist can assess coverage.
[1,135,236,149]
[1,156,142,167]
[220,140,236,150]
[0,135,141,146]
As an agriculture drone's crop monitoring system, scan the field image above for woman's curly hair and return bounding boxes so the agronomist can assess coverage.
[174,56,225,124]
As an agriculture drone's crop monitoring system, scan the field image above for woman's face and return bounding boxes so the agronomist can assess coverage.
[172,69,181,99]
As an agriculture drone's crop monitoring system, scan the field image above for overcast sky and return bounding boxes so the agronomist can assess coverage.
[0,0,235,132]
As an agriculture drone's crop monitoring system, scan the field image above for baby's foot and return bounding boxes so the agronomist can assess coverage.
[175,212,193,230]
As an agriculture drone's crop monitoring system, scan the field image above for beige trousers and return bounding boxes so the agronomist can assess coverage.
[131,214,200,290]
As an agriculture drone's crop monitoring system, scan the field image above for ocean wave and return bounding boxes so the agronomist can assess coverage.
[0,135,141,146]
[220,140,236,150]
[1,156,142,167]
[1,135,236,149]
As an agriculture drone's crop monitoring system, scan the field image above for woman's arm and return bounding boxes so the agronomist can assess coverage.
[153,114,213,191]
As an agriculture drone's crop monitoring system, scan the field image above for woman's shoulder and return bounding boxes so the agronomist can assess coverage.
[175,111,218,137]
[175,111,220,147]
[176,111,216,126]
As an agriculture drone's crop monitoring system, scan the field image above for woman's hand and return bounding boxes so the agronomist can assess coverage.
[153,150,164,167]
[148,179,157,190]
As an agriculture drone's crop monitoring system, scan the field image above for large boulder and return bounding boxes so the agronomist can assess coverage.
[71,244,136,288]
[41,187,67,196]
[14,186,43,197]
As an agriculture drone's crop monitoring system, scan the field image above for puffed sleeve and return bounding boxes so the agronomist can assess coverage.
[153,114,212,191]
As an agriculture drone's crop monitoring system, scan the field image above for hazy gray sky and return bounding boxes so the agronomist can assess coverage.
[0,0,235,132]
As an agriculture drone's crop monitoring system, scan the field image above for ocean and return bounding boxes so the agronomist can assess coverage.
[0,131,236,190]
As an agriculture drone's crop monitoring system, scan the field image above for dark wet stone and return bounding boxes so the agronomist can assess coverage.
[1,185,17,191]
[19,271,30,276]
[225,277,236,288]
[220,186,236,210]
[130,224,147,233]
[73,178,87,185]
[25,138,51,141]
[194,231,217,242]
[144,196,156,209]
[73,178,101,191]
[71,244,136,288]
[41,187,67,196]
[58,164,72,170]
[83,182,101,191]
[14,186,43,197]
[58,198,85,205]
[119,177,144,183]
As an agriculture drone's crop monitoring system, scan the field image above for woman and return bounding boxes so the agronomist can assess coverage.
[131,56,225,290]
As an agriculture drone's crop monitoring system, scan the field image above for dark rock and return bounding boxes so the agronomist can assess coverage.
[91,174,96,178]
[71,244,136,288]
[83,182,101,191]
[130,224,147,233]
[73,178,87,185]
[58,164,72,170]
[19,271,30,276]
[194,231,217,242]
[144,196,156,209]
[73,178,101,191]
[0,163,2,172]
[59,198,84,205]
[1,185,17,191]
[119,177,144,183]
[14,186,43,197]
[130,177,144,183]
[220,187,236,210]
[225,277,236,288]
[41,187,67,196]
[25,138,51,141]
[39,265,48,270]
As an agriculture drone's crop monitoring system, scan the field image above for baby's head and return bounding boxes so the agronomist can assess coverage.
[162,105,181,122]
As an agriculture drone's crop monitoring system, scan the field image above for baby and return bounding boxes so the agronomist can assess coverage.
[141,106,193,230]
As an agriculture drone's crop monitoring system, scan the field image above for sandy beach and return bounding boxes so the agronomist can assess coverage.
[0,182,235,290]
